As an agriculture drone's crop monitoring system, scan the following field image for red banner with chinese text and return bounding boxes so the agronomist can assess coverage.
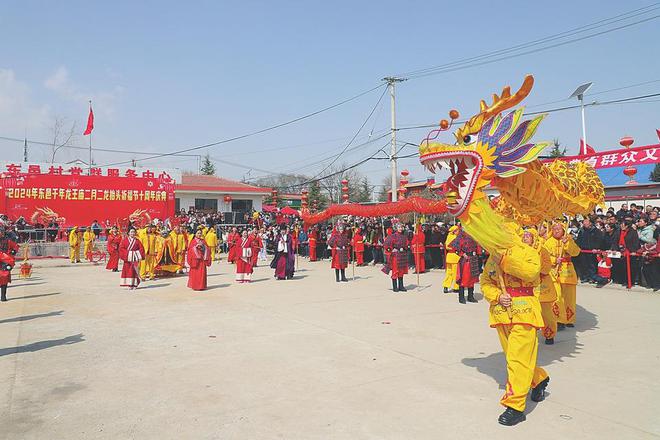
[0,173,175,228]
[541,143,660,169]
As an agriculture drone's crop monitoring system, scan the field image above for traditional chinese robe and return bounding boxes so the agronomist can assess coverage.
[119,237,145,288]
[187,237,211,290]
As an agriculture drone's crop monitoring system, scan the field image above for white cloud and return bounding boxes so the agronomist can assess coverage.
[44,66,124,117]
[0,68,51,134]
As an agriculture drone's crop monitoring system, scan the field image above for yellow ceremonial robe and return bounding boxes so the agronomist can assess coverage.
[543,236,580,325]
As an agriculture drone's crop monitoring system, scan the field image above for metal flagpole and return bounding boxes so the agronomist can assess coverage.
[415,213,420,290]
[88,100,92,174]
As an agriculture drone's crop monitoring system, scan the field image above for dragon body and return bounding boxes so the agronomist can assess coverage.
[419,75,604,279]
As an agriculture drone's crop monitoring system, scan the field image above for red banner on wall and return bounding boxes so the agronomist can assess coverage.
[541,143,660,169]
[0,173,175,228]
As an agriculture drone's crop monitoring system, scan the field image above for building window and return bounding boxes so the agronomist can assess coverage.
[195,198,218,212]
[231,199,253,212]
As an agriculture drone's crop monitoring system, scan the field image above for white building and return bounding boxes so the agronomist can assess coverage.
[175,174,271,223]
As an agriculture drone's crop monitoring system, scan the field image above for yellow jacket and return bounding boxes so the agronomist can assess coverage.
[205,229,218,248]
[83,230,95,244]
[169,231,188,255]
[538,246,558,303]
[140,232,159,256]
[543,236,580,285]
[69,229,80,247]
[480,255,544,328]
[445,227,460,264]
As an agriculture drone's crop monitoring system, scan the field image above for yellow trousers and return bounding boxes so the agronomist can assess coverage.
[540,302,557,340]
[140,255,157,279]
[210,248,216,262]
[70,246,80,263]
[443,263,459,290]
[553,282,576,325]
[84,243,93,260]
[496,324,548,412]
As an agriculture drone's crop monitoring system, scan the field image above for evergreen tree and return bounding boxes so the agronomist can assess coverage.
[200,153,216,175]
[650,163,660,182]
[307,181,328,210]
[548,138,566,158]
[352,177,373,203]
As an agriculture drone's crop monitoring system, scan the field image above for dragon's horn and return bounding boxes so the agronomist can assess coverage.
[479,75,534,121]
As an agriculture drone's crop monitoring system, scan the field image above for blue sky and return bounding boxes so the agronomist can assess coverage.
[0,0,658,186]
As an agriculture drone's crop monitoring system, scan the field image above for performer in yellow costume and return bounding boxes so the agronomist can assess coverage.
[417,75,604,425]
[523,228,558,345]
[205,227,219,261]
[544,222,580,329]
[169,225,188,273]
[82,227,96,261]
[480,239,549,424]
[69,226,81,263]
[139,224,159,280]
[442,224,460,293]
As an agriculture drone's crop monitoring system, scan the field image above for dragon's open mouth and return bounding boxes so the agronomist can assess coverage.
[421,151,484,217]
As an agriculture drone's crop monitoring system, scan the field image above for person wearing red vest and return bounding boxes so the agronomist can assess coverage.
[227,227,240,264]
[411,225,426,274]
[351,228,365,266]
[328,224,350,282]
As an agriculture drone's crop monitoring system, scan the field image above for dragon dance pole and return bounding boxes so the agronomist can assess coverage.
[415,212,419,290]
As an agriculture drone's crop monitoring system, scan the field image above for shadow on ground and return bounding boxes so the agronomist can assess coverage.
[0,333,85,357]
[8,292,62,301]
[0,310,64,325]
[461,304,599,414]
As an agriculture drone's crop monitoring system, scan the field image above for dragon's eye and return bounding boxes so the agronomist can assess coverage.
[462,134,478,145]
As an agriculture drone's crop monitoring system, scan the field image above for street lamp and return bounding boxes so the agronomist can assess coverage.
[569,82,593,155]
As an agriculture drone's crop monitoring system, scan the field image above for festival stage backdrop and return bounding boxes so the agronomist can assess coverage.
[0,165,175,228]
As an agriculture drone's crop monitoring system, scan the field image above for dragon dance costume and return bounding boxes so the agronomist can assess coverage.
[418,75,604,425]
[443,225,460,292]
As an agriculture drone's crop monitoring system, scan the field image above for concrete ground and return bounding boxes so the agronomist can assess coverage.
[1,257,659,440]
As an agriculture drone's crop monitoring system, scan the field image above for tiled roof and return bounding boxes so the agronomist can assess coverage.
[176,174,271,193]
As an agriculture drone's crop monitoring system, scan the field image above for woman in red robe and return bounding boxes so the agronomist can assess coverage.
[226,227,240,264]
[236,230,254,283]
[351,229,365,266]
[106,226,121,272]
[411,226,426,274]
[308,227,318,262]
[119,228,145,290]
[383,223,409,292]
[187,229,212,290]
[250,229,262,268]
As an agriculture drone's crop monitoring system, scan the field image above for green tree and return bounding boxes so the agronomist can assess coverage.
[200,153,216,175]
[650,163,660,182]
[547,138,566,158]
[353,177,373,203]
[307,180,328,210]
[377,175,392,202]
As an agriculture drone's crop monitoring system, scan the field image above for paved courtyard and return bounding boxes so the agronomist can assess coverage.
[1,258,659,439]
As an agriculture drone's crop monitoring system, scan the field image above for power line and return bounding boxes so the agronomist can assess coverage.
[396,91,660,131]
[100,83,386,167]
[395,5,660,80]
[306,87,389,181]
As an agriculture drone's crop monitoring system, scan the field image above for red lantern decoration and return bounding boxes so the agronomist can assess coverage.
[623,165,638,185]
[619,136,634,148]
[342,193,349,202]
[301,190,308,209]
[341,179,349,203]
[223,195,232,204]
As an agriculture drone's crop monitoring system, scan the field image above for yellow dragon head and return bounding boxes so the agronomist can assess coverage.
[419,75,550,218]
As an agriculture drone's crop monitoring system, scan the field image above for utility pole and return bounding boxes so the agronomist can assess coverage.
[383,76,405,201]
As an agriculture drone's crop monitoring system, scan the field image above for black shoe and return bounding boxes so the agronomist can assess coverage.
[531,377,550,402]
[566,323,574,328]
[398,278,407,292]
[392,279,399,292]
[1,295,6,302]
[458,287,466,304]
[498,407,526,426]
[545,338,554,345]
[335,270,340,282]
[443,287,449,293]
[557,323,566,331]
[467,288,477,303]
[340,270,348,282]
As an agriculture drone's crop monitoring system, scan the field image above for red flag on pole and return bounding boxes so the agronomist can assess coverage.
[656,128,660,141]
[83,105,94,136]
[579,139,595,155]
